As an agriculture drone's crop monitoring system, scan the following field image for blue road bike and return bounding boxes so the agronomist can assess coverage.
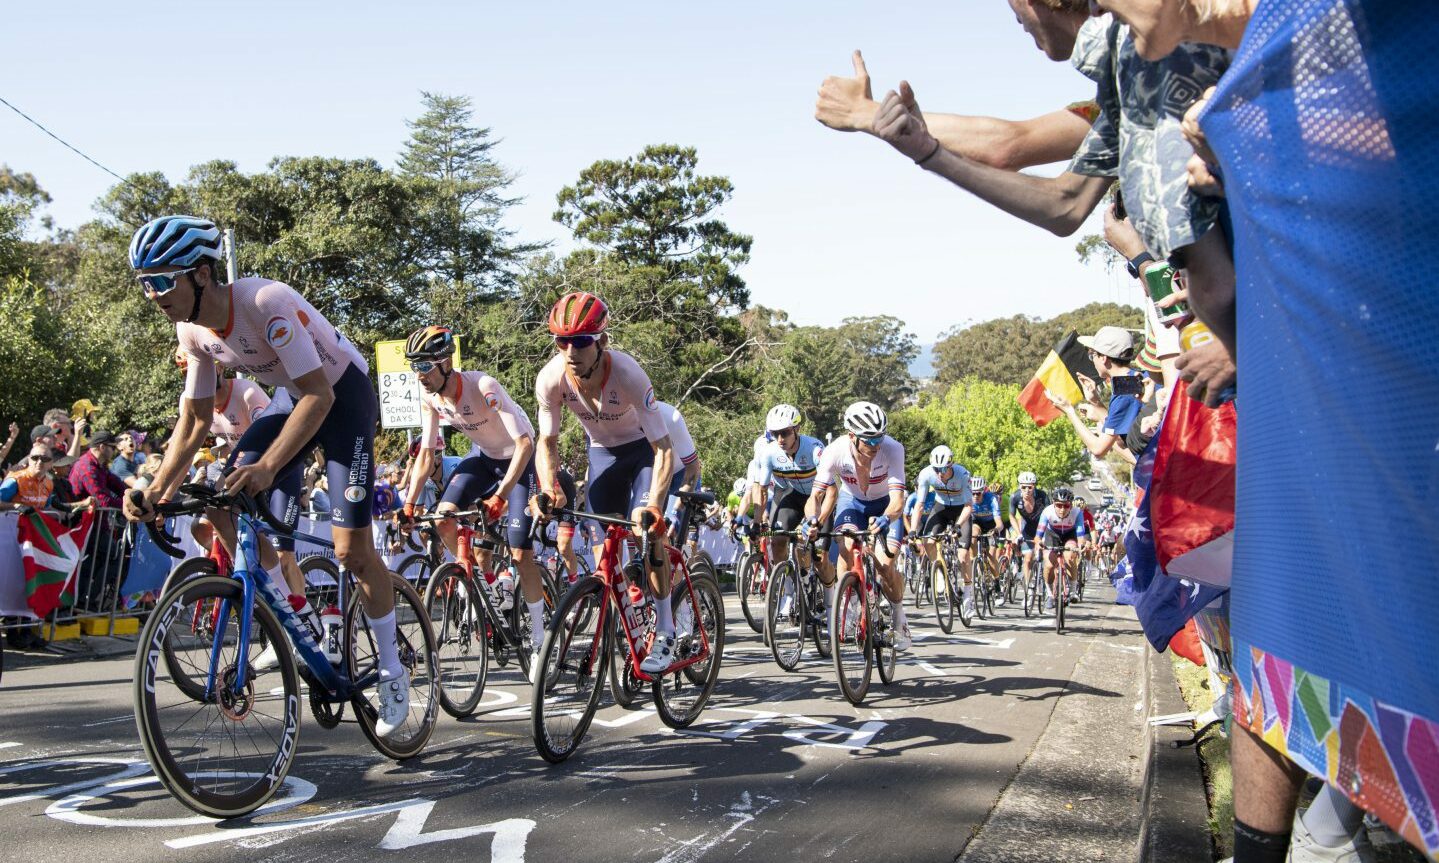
[132,484,438,818]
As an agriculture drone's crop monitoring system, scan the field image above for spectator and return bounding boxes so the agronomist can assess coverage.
[0,422,18,469]
[111,431,142,488]
[1045,326,1143,459]
[42,407,85,459]
[308,474,331,520]
[0,443,57,510]
[49,454,85,509]
[69,430,125,510]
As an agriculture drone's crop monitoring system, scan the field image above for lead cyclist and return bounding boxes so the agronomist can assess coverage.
[121,215,413,737]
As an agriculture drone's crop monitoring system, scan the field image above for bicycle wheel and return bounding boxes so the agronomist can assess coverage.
[158,556,222,702]
[608,612,646,709]
[932,559,954,634]
[871,563,897,687]
[653,573,724,729]
[134,574,299,818]
[831,571,872,705]
[808,571,832,659]
[532,578,609,763]
[300,556,342,612]
[956,562,974,629]
[970,558,986,621]
[766,561,805,672]
[738,555,767,634]
[391,552,434,592]
[509,566,557,680]
[422,563,486,718]
[1024,559,1042,618]
[347,573,439,760]
[1055,559,1067,634]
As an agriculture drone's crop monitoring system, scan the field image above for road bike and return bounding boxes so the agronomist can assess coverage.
[824,524,899,706]
[132,485,438,818]
[763,529,831,672]
[928,525,973,633]
[531,491,724,763]
[734,525,775,634]
[902,539,930,609]
[415,509,562,718]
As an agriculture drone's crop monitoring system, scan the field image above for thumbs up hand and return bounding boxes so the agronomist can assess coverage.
[874,80,940,163]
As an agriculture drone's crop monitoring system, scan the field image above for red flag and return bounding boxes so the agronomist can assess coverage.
[17,510,95,618]
[1169,618,1207,667]
[1148,380,1236,586]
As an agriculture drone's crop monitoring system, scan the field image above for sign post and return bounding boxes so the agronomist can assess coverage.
[374,338,462,430]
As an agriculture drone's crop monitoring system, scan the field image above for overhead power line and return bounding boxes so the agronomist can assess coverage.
[0,93,129,184]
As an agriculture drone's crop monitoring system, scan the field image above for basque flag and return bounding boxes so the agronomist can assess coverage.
[17,509,95,619]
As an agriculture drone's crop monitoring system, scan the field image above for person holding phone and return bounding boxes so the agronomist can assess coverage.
[1046,326,1143,459]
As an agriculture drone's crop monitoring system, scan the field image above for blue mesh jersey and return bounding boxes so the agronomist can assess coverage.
[914,464,972,508]
[1199,0,1438,723]
[754,435,824,496]
[970,491,1002,523]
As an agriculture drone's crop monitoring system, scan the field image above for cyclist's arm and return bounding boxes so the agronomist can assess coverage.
[493,434,534,502]
[644,434,674,518]
[679,454,700,493]
[884,487,904,522]
[256,369,334,477]
[406,445,436,511]
[151,395,215,502]
[533,365,565,501]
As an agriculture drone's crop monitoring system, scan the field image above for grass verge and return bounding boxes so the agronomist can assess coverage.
[1170,655,1233,860]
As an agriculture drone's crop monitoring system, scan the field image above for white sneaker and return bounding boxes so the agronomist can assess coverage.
[374,674,411,739]
[640,634,676,674]
[961,588,976,618]
[253,642,281,671]
[527,648,543,686]
[1046,596,1057,611]
[893,622,912,652]
[777,593,794,619]
[1290,810,1377,863]
[496,575,516,612]
[676,600,695,636]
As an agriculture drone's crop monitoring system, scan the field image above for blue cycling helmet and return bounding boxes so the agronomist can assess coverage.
[128,215,222,270]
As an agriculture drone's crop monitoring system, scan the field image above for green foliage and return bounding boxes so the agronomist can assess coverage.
[903,377,1086,494]
[0,277,108,428]
[933,301,1144,388]
[554,144,752,310]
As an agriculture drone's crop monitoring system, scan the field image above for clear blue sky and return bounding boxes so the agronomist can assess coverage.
[2,0,1137,344]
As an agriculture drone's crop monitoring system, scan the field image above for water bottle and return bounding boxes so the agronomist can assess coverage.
[288,594,323,643]
[320,604,344,664]
[622,561,650,643]
[496,572,516,612]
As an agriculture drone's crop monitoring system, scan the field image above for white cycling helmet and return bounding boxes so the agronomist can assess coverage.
[929,445,952,469]
[1017,471,1037,486]
[765,403,802,433]
[732,478,747,496]
[969,476,986,492]
[843,401,887,437]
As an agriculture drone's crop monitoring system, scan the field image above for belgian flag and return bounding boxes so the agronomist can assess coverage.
[1017,330,1098,426]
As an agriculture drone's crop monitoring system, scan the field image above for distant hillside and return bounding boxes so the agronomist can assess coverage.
[909,343,935,379]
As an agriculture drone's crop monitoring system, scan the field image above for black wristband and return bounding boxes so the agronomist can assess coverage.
[1126,251,1155,279]
[914,139,943,166]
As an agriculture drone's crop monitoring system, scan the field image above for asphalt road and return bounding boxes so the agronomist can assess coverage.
[0,579,1136,863]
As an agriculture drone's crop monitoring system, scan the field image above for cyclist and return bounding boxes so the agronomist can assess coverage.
[1009,471,1050,586]
[967,475,1005,610]
[1076,498,1099,579]
[654,400,702,548]
[533,291,679,674]
[909,445,974,611]
[752,404,825,580]
[123,215,410,737]
[802,401,910,650]
[1035,487,1088,611]
[401,325,549,671]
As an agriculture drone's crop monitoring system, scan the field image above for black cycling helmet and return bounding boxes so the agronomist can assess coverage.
[404,325,455,361]
[1053,487,1075,503]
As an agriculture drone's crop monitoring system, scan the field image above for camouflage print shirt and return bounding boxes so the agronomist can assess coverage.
[1068,15,1231,258]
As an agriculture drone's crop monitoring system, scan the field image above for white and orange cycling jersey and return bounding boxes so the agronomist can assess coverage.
[534,350,668,448]
[655,401,697,468]
[177,277,367,401]
[206,377,270,445]
[419,371,535,459]
[814,435,907,502]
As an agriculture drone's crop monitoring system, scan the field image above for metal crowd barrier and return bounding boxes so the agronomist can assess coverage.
[1,506,141,642]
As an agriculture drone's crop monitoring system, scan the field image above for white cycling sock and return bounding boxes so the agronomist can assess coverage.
[264,561,290,598]
[527,600,546,648]
[825,584,837,610]
[366,610,404,680]
[654,591,675,637]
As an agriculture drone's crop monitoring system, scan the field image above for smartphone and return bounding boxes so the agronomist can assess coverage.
[1111,375,1145,397]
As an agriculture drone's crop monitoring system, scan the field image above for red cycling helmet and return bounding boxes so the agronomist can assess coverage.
[548,291,609,337]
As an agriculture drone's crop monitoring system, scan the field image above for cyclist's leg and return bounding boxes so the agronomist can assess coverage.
[956,513,975,585]
[555,470,580,578]
[435,455,493,558]
[269,464,305,594]
[222,412,309,595]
